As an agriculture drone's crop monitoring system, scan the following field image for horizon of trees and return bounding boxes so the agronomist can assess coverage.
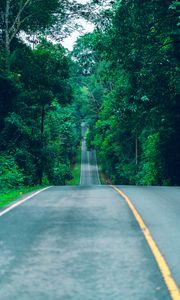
[0,0,180,191]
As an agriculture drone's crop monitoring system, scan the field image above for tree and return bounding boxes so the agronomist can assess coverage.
[0,38,81,186]
[0,0,60,69]
[0,0,92,70]
[77,0,180,185]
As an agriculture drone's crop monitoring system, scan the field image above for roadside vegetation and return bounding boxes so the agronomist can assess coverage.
[0,186,46,208]
[66,145,81,185]
[98,167,110,185]
[73,0,180,186]
[0,0,87,202]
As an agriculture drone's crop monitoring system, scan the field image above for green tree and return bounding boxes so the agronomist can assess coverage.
[77,0,180,185]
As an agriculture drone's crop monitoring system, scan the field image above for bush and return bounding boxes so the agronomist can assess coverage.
[0,155,24,192]
[136,133,162,185]
[47,162,72,185]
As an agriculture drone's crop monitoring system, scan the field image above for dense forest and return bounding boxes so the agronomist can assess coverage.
[73,0,180,185]
[0,0,86,193]
[0,0,180,194]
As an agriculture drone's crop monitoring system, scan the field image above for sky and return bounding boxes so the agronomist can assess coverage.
[20,0,95,51]
[62,20,94,51]
[61,0,94,51]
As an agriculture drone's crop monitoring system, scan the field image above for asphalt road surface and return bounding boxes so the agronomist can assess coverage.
[0,139,180,299]
[80,139,100,185]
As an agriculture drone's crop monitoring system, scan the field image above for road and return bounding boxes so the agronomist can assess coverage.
[0,139,180,299]
[80,139,100,185]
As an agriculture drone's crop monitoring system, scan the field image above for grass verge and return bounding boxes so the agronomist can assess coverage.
[67,146,81,185]
[98,165,113,185]
[95,153,105,185]
[0,185,45,208]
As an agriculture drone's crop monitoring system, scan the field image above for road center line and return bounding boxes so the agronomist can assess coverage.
[111,185,180,300]
[0,187,52,218]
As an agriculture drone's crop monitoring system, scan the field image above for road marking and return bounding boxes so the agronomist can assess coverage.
[111,185,180,300]
[0,187,52,218]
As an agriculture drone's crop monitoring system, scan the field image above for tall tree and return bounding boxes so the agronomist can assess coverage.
[75,0,180,185]
[0,0,60,69]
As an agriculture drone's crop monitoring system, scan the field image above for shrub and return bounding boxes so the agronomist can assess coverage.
[136,133,162,185]
[0,155,24,192]
[47,162,72,185]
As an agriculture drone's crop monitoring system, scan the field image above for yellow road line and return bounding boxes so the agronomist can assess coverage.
[111,185,180,300]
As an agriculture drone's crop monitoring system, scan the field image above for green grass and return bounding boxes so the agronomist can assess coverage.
[0,185,45,208]
[67,146,81,185]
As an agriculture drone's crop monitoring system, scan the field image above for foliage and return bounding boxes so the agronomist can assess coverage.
[66,145,81,185]
[0,185,46,208]
[0,155,24,192]
[136,133,162,185]
[43,102,81,185]
[1,0,180,190]
[73,0,180,186]
[0,38,81,188]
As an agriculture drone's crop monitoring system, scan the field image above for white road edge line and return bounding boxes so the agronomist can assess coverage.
[0,186,52,217]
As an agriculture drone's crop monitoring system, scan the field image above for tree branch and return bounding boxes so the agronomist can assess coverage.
[158,39,180,50]
[9,0,32,40]
[9,13,33,42]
